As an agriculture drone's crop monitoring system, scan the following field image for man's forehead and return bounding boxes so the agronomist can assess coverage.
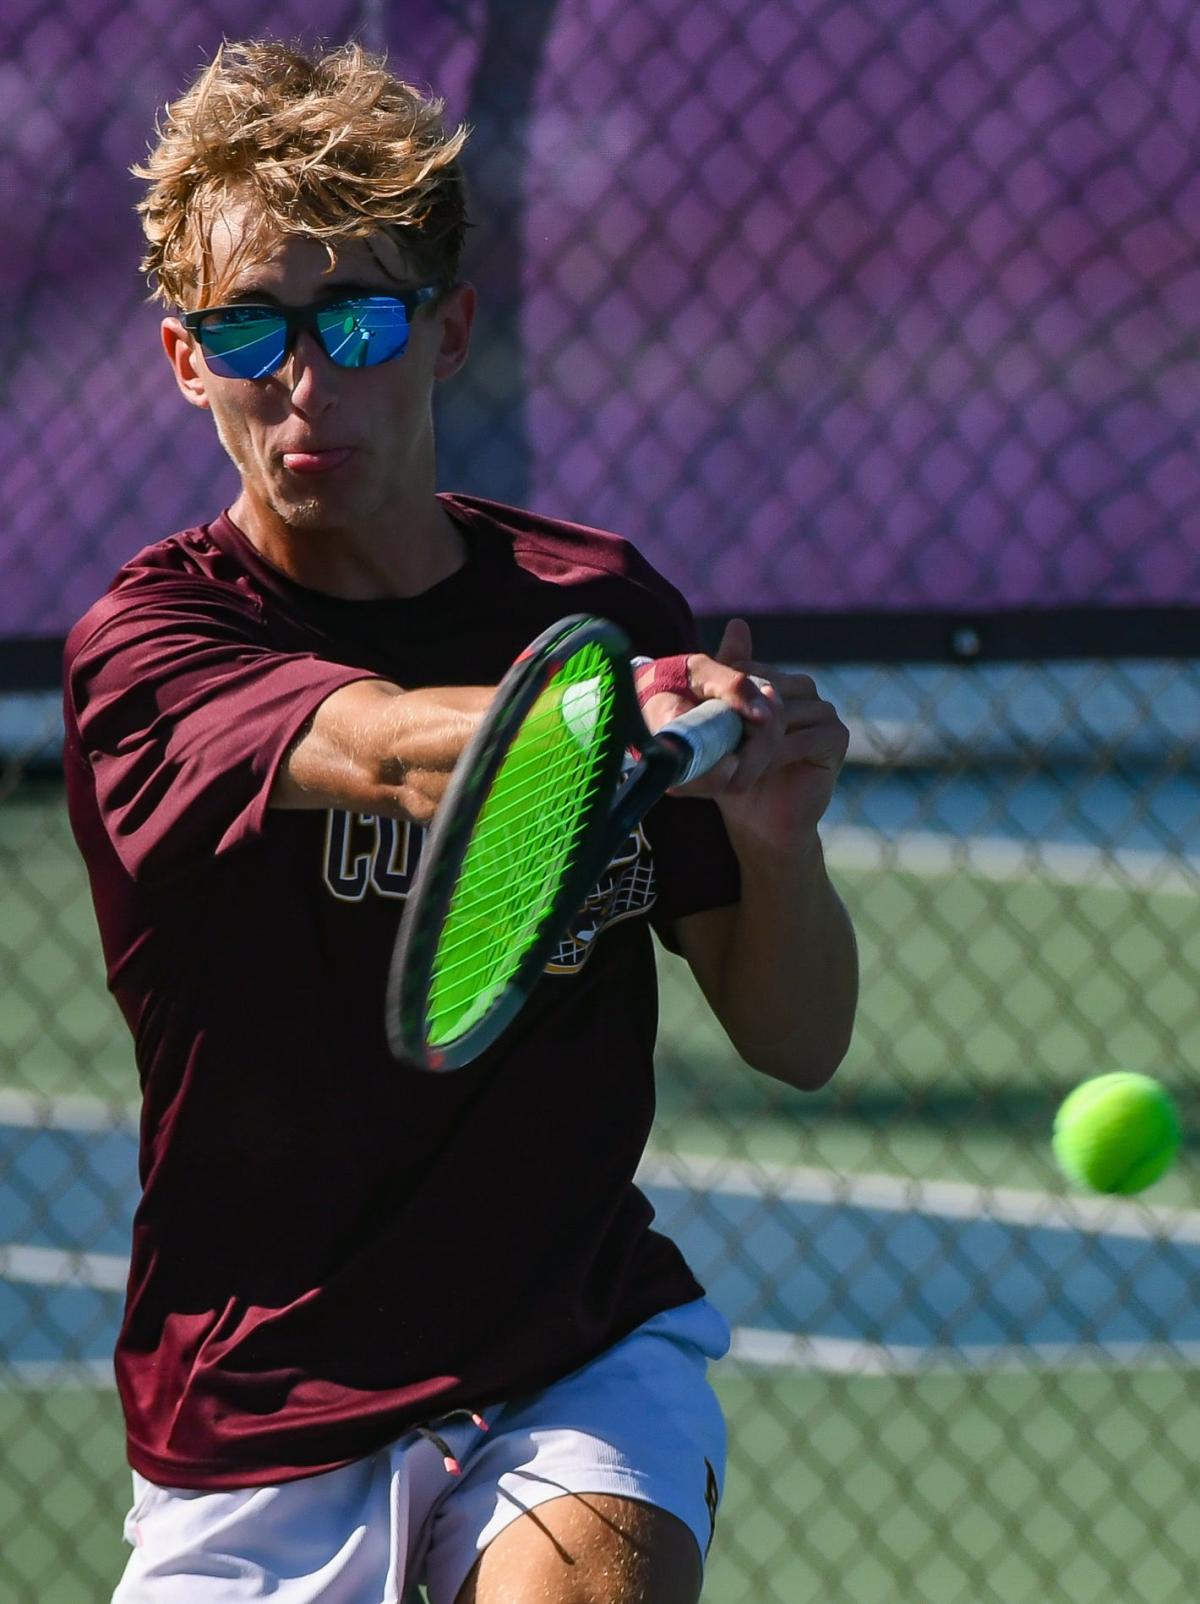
[206,203,411,299]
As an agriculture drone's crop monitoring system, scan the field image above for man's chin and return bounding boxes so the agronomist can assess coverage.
[268,482,361,533]
[275,496,333,530]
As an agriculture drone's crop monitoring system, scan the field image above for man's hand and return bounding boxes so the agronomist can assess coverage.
[636,617,849,851]
[654,619,858,1088]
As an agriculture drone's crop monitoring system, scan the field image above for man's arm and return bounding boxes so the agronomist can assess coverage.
[646,619,858,1091]
[270,678,494,823]
[674,833,857,1090]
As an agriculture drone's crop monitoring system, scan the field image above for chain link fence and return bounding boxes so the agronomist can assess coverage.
[3,3,1199,1601]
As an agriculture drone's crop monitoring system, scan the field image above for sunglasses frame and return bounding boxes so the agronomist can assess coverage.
[180,285,443,379]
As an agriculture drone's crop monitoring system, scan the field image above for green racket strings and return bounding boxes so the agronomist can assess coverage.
[426,643,617,1045]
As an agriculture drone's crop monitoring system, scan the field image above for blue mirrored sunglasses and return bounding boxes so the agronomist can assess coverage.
[181,286,442,380]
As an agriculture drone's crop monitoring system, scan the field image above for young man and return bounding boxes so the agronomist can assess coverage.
[64,40,857,1604]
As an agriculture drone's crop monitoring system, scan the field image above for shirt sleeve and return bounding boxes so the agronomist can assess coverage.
[643,794,741,946]
[64,575,378,883]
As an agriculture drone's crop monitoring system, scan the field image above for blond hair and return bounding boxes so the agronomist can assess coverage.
[133,39,469,307]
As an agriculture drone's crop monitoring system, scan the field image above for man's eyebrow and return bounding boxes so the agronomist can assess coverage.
[319,279,402,299]
[221,287,281,305]
[221,280,402,306]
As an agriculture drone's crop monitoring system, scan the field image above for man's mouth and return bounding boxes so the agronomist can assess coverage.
[281,448,354,474]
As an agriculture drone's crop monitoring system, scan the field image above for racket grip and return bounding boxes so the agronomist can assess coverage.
[656,700,744,785]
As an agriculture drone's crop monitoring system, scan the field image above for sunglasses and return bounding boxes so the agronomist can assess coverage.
[181,286,442,380]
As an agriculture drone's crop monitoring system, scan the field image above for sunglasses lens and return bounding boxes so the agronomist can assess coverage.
[316,298,413,370]
[197,309,288,380]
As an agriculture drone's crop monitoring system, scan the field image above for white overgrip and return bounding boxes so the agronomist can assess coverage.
[656,700,744,784]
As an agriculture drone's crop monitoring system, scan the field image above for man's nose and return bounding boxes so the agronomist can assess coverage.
[281,331,338,412]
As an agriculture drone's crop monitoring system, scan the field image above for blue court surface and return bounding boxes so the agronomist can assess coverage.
[3,1119,1198,1376]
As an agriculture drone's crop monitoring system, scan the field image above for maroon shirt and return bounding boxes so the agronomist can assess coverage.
[63,494,741,1490]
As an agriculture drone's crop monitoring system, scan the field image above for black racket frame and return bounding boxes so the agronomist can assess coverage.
[386,614,680,1070]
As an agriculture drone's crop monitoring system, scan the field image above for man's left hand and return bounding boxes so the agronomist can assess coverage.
[638,617,849,852]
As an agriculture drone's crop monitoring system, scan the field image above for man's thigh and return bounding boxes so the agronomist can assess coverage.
[421,1299,729,1604]
[453,1492,703,1604]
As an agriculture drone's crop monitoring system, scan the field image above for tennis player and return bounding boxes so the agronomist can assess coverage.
[64,40,858,1604]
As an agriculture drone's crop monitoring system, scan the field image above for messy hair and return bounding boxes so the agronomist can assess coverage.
[132,40,470,307]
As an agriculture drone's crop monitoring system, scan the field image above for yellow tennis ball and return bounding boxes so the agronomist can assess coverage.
[559,677,602,749]
[1052,1073,1181,1195]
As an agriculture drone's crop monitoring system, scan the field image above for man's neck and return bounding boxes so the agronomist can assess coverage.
[227,490,467,600]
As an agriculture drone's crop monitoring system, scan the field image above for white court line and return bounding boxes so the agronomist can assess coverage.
[637,1151,1200,1244]
[822,823,1200,896]
[727,1328,1200,1375]
[0,1089,137,1132]
[1,1358,116,1389]
[0,1243,127,1292]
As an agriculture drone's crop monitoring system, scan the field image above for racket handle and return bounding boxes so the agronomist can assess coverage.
[656,700,744,785]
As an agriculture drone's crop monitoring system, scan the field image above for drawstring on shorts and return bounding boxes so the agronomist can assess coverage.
[416,1409,489,1476]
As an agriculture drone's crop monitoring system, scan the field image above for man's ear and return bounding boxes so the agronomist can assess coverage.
[433,282,476,381]
[162,318,212,411]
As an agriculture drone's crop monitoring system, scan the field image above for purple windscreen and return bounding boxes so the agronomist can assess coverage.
[3,1,1198,636]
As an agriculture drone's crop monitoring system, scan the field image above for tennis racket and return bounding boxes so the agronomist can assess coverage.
[385,614,745,1070]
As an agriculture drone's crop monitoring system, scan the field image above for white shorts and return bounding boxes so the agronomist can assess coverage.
[112,1297,730,1604]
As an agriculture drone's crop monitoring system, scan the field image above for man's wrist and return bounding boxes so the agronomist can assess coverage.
[724,818,828,880]
[632,654,695,708]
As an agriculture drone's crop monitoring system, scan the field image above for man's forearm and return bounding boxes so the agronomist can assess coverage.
[710,829,858,1089]
[272,679,494,821]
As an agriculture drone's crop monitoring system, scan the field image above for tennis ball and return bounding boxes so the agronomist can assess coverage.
[559,678,602,749]
[1052,1072,1181,1195]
